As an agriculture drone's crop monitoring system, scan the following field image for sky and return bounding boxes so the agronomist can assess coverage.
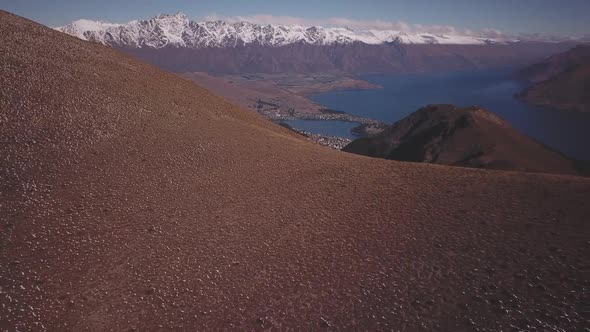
[1,0,589,37]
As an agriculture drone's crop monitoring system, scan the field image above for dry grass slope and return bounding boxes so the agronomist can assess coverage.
[1,11,589,331]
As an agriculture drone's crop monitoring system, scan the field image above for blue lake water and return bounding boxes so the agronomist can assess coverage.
[285,69,590,161]
[283,119,360,137]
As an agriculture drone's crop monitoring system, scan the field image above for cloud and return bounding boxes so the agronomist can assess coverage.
[200,13,507,38]
[203,14,319,27]
[202,13,414,31]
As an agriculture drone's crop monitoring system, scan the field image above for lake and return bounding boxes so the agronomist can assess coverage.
[285,69,590,161]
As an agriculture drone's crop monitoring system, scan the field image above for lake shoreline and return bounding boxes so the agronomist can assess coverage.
[183,71,387,136]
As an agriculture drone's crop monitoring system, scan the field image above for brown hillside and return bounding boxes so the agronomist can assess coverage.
[1,11,589,331]
[518,45,590,112]
[520,62,590,112]
[343,105,580,175]
[518,44,590,83]
[122,41,575,75]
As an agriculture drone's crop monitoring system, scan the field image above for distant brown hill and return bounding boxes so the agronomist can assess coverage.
[519,44,590,83]
[517,45,590,112]
[343,105,579,175]
[2,10,589,331]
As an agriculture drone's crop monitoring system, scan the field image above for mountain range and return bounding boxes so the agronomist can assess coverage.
[56,12,515,49]
[53,13,582,75]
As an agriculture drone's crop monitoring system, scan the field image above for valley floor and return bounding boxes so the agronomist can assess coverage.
[182,72,385,136]
[182,72,388,149]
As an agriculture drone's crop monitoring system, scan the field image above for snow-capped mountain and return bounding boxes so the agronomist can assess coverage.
[56,12,510,49]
